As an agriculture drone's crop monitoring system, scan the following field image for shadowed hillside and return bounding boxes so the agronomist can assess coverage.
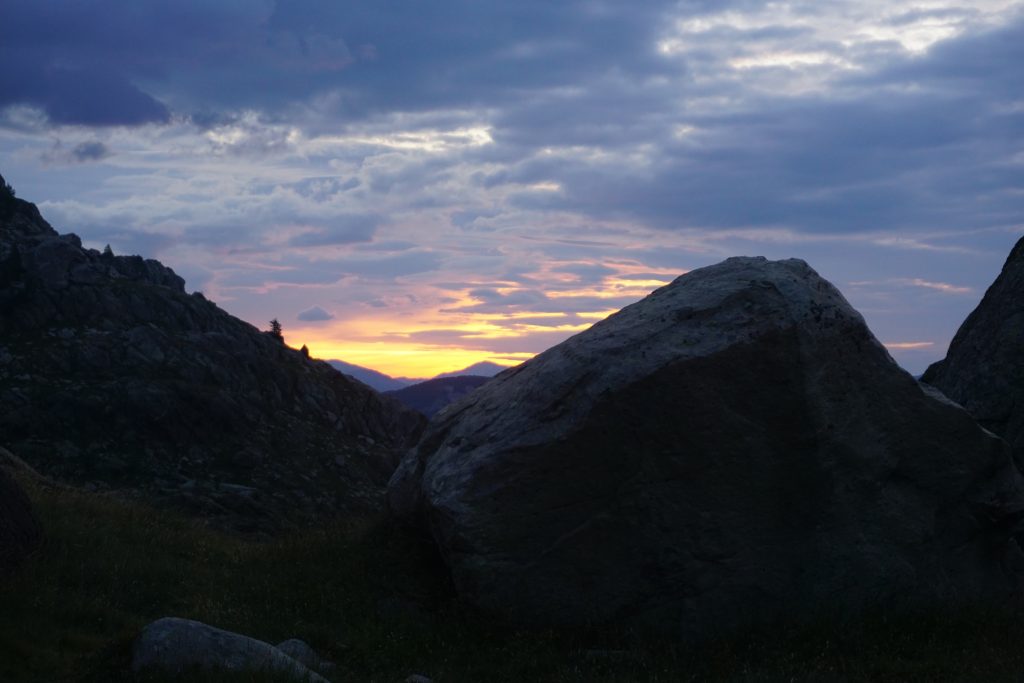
[0,174,425,532]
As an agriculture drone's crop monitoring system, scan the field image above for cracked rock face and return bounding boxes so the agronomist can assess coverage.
[390,256,1024,637]
[922,236,1024,462]
[0,180,425,532]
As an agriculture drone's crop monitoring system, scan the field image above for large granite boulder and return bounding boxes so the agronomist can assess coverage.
[389,256,1024,637]
[0,466,42,573]
[0,175,425,532]
[922,236,1024,459]
[132,617,330,682]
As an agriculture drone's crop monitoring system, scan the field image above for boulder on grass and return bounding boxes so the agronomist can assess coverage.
[132,617,330,682]
[390,256,1024,638]
[0,465,41,573]
[922,236,1024,460]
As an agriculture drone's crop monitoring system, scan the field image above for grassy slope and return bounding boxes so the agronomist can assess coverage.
[3,475,1024,682]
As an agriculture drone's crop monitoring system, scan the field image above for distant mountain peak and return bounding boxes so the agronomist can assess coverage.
[326,360,415,393]
[326,359,515,393]
[435,361,510,379]
[385,375,492,417]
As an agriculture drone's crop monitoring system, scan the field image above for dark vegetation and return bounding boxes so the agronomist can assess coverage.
[5,469,1024,682]
[268,318,284,342]
[0,176,18,218]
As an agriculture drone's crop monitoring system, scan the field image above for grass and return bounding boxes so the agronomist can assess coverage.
[4,475,1024,682]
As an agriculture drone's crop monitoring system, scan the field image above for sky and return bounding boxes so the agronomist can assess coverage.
[1,0,1022,377]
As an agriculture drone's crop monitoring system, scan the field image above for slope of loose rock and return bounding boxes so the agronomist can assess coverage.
[390,256,1024,637]
[0,175,424,531]
[922,236,1024,459]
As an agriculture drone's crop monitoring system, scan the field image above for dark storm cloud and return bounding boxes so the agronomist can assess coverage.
[0,0,260,127]
[0,0,707,128]
[0,0,290,127]
[0,66,170,127]
[39,140,113,164]
[71,141,112,162]
[265,0,681,113]
[470,14,1024,236]
[858,14,1024,94]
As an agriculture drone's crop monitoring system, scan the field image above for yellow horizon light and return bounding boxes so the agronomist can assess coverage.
[290,336,531,378]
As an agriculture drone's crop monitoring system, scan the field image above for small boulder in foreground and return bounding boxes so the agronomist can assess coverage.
[132,617,331,682]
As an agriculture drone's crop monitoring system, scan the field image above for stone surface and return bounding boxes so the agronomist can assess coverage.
[922,236,1024,460]
[0,180,425,532]
[276,638,333,674]
[390,256,1024,637]
[132,617,330,681]
[0,465,41,573]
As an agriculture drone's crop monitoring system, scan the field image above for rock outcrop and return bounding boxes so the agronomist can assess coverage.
[922,236,1024,460]
[0,466,41,573]
[0,174,425,531]
[390,256,1024,637]
[132,617,331,682]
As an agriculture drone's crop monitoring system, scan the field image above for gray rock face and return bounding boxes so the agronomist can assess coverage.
[922,236,1024,460]
[0,182,425,532]
[276,638,334,675]
[132,617,329,682]
[0,466,41,573]
[390,256,1024,637]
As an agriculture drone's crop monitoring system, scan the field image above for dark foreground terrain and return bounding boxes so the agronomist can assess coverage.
[4,467,1024,683]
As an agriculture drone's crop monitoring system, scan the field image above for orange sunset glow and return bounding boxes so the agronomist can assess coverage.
[287,264,680,377]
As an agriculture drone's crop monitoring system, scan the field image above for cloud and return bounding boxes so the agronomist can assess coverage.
[296,305,335,321]
[286,214,381,247]
[0,66,170,127]
[903,278,974,294]
[40,140,112,164]
[2,0,1022,378]
[71,141,111,162]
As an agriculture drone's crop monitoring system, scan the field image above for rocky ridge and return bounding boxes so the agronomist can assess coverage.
[390,256,1024,636]
[922,235,1024,461]
[0,175,425,532]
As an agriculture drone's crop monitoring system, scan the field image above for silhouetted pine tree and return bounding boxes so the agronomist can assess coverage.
[269,318,283,342]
